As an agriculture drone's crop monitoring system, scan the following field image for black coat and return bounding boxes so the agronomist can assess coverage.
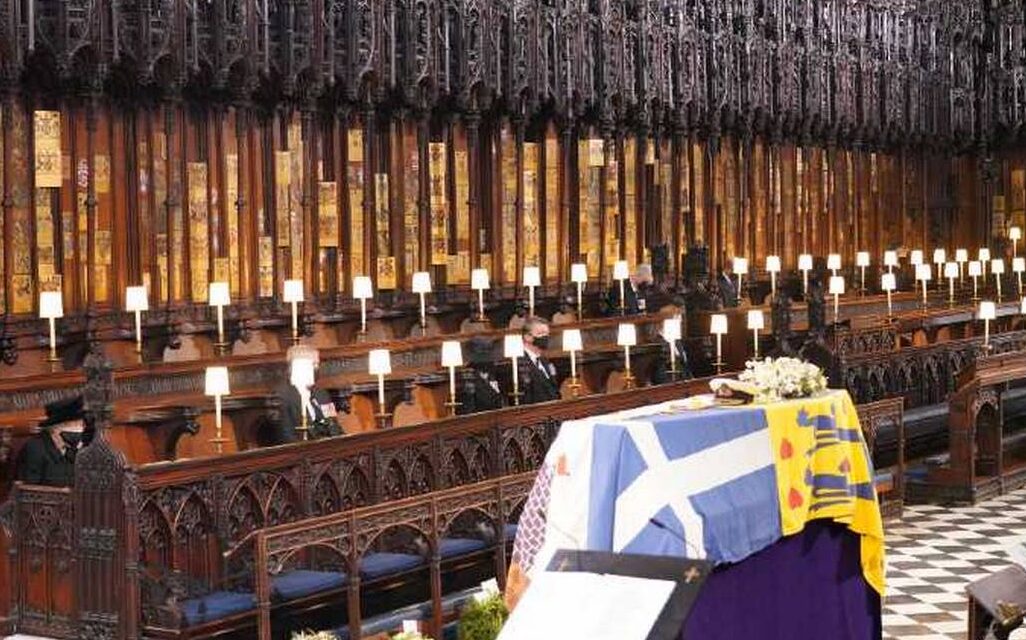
[518,354,561,405]
[458,369,507,414]
[16,433,76,487]
[606,282,646,316]
[652,339,694,384]
[271,383,343,445]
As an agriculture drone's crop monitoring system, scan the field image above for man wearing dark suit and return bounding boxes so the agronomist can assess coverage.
[652,336,694,384]
[517,317,561,405]
[270,346,342,445]
[606,264,655,316]
[458,337,507,414]
[16,396,87,487]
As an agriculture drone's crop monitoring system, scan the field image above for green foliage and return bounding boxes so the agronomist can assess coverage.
[457,593,509,640]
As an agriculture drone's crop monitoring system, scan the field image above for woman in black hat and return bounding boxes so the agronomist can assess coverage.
[458,337,507,414]
[16,396,87,487]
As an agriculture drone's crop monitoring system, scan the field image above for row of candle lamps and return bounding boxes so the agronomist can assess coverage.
[34,258,648,362]
[198,315,684,451]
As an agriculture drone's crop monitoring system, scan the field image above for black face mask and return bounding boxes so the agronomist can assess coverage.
[60,431,82,448]
[532,336,550,350]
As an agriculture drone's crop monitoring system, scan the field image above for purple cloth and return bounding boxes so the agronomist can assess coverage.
[682,521,881,640]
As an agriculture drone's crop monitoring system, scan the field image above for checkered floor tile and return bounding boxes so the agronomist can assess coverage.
[884,490,1026,640]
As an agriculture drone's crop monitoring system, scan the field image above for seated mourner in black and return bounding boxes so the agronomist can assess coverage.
[17,395,88,487]
[458,337,506,414]
[652,335,694,384]
[605,264,655,316]
[270,345,343,445]
[517,316,561,405]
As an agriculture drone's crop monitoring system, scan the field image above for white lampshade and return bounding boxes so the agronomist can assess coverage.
[617,323,638,347]
[881,273,896,291]
[562,328,583,352]
[992,258,1006,275]
[208,281,231,307]
[829,276,845,296]
[39,291,63,319]
[125,286,149,313]
[766,255,782,273]
[956,249,969,263]
[910,250,924,266]
[979,248,992,263]
[570,263,589,284]
[352,276,374,300]
[1012,226,1023,241]
[798,254,813,271]
[733,257,748,274]
[969,261,983,277]
[283,279,305,303]
[204,366,230,396]
[504,334,524,359]
[613,260,630,281]
[827,254,842,271]
[441,340,463,368]
[523,266,542,288]
[411,271,432,294]
[932,249,946,265]
[856,252,870,268]
[747,309,765,331]
[978,301,997,321]
[471,268,491,291]
[368,349,392,376]
[710,314,728,335]
[884,250,898,268]
[290,357,316,389]
[662,316,682,342]
[1021,297,1026,314]
[944,262,959,279]
[916,264,932,282]
[1015,258,1026,274]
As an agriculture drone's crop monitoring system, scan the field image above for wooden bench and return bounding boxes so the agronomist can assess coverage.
[856,398,905,519]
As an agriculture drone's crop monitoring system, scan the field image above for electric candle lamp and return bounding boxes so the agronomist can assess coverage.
[733,257,748,304]
[798,254,813,296]
[662,315,683,379]
[440,341,463,415]
[827,253,842,277]
[1014,258,1025,297]
[711,313,728,372]
[979,301,997,348]
[856,252,870,292]
[470,268,491,322]
[352,276,374,334]
[993,259,1006,301]
[617,323,638,389]
[747,310,764,359]
[944,262,959,307]
[979,248,992,278]
[504,334,525,405]
[916,264,932,307]
[204,366,230,453]
[613,260,630,315]
[1012,226,1022,257]
[289,357,316,441]
[910,250,924,267]
[969,260,983,300]
[39,291,63,363]
[208,281,231,349]
[829,276,845,324]
[368,349,392,417]
[766,255,782,297]
[523,266,542,317]
[933,249,946,291]
[125,285,148,354]
[411,271,432,327]
[282,279,304,343]
[956,249,969,284]
[1021,297,1026,316]
[571,263,588,321]
[881,273,896,316]
[884,250,898,273]
[563,329,583,397]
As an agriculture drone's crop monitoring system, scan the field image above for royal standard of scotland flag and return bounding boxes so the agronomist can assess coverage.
[508,390,885,607]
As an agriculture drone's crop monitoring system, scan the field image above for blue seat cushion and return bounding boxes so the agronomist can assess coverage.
[181,590,255,625]
[505,523,519,540]
[439,537,488,558]
[271,569,347,601]
[360,552,425,579]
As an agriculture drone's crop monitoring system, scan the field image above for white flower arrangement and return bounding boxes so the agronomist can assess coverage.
[737,357,828,402]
